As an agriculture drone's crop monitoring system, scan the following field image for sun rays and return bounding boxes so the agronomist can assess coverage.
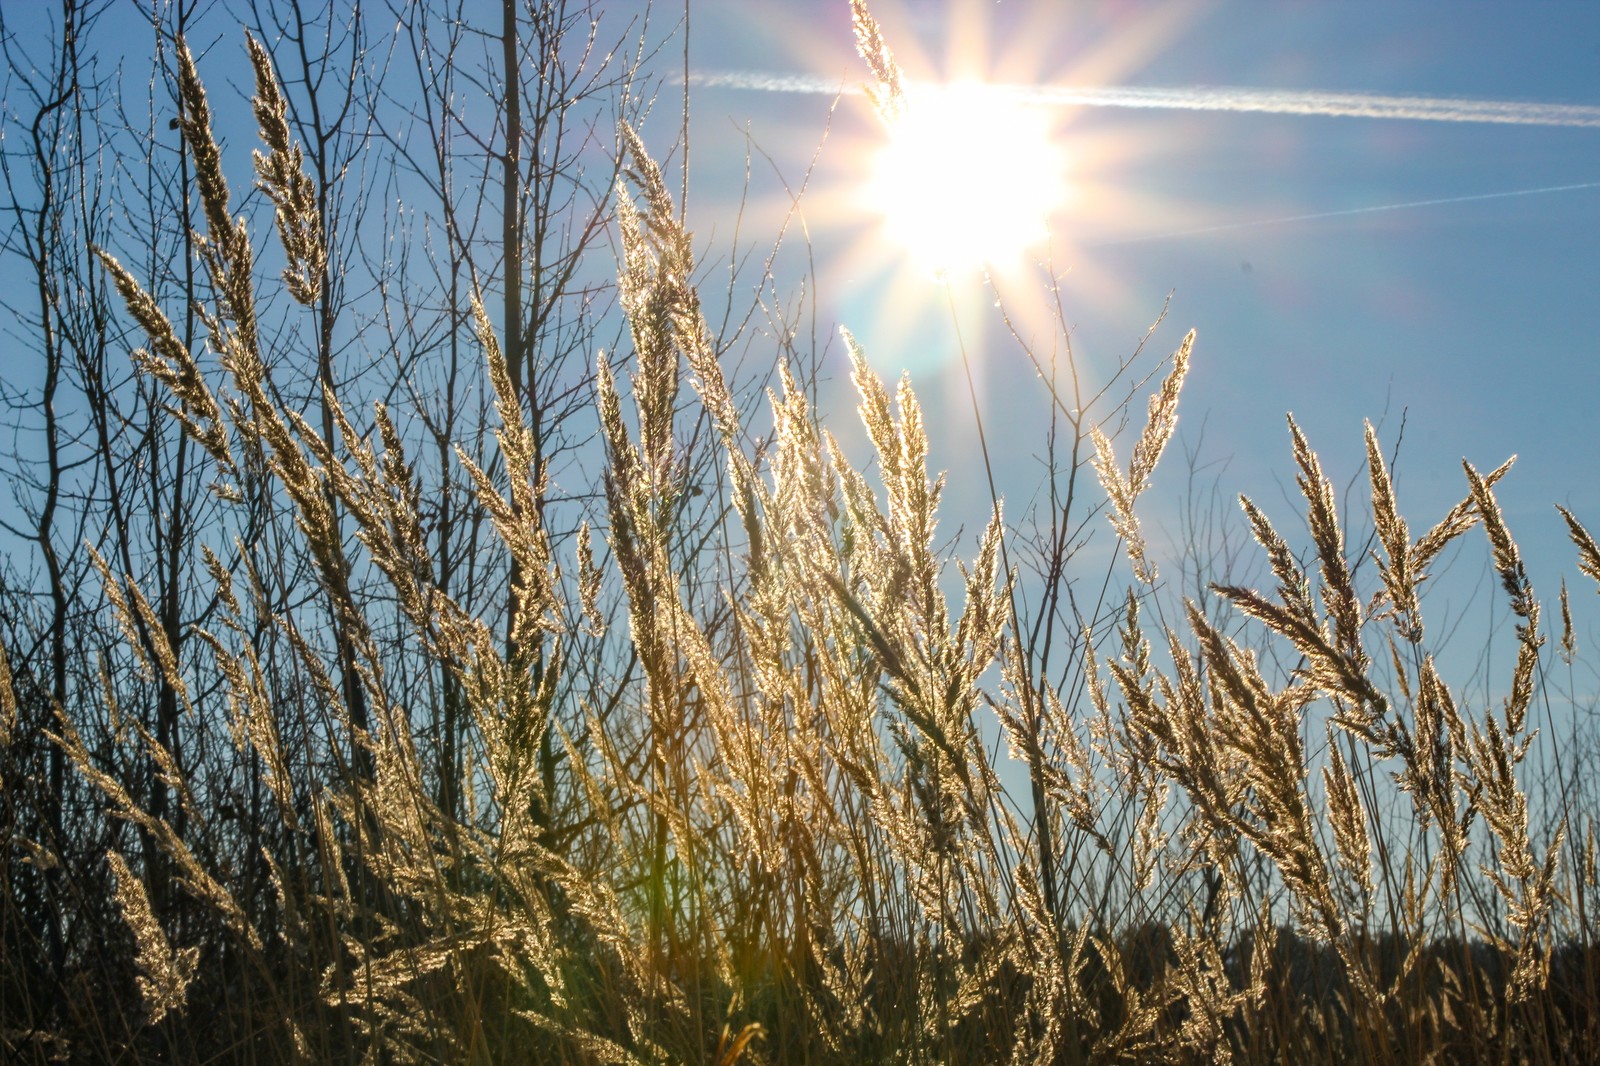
[863,81,1067,279]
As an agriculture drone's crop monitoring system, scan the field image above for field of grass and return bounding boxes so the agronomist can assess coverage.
[4,3,1599,1063]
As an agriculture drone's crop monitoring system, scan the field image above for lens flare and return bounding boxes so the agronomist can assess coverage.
[865,83,1068,278]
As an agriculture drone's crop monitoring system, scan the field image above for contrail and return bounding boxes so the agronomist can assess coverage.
[1109,181,1600,244]
[689,70,1600,128]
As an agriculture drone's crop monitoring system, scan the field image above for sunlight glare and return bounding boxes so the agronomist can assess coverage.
[866,83,1067,278]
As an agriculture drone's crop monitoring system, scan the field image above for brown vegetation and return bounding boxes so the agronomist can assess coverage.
[2,2,1597,1063]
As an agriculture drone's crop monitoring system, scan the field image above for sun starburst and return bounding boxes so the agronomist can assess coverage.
[865,82,1068,278]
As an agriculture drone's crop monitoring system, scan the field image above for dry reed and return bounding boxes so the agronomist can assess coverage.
[4,6,1597,1064]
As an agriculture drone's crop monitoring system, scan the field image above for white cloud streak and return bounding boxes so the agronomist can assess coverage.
[689,69,1600,128]
[1110,182,1600,244]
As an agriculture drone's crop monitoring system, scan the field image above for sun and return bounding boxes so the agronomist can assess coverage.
[864,82,1068,279]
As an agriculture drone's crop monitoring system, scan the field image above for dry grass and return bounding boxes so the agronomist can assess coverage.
[4,6,1600,1064]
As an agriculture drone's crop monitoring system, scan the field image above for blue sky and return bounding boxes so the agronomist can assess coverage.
[2,0,1594,686]
[677,0,1600,668]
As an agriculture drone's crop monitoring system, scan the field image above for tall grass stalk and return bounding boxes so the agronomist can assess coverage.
[3,5,1598,1064]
